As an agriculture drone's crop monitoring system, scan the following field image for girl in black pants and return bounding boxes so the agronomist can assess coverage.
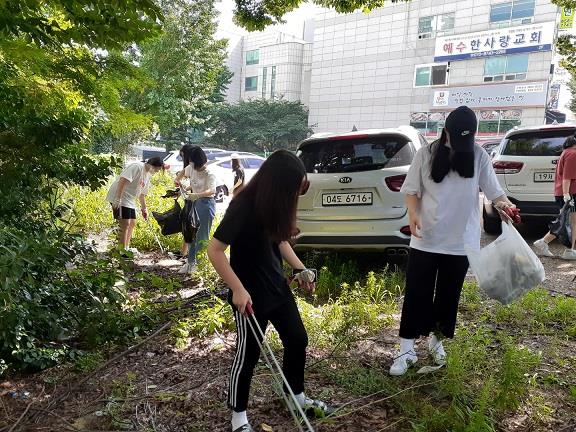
[208,150,332,432]
[391,106,518,376]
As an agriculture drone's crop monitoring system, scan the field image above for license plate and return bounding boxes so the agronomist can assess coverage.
[534,172,554,182]
[322,192,373,206]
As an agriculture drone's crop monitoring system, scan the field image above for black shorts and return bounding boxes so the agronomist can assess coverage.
[112,205,136,220]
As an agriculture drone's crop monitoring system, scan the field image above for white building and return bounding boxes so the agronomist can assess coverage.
[308,0,560,139]
[225,31,313,104]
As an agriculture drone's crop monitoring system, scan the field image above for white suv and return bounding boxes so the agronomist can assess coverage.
[483,124,576,234]
[294,127,425,254]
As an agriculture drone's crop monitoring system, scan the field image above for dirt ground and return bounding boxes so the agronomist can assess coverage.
[1,219,575,432]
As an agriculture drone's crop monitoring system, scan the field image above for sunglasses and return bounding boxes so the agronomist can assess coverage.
[299,179,310,196]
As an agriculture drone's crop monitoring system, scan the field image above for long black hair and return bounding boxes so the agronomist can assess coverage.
[181,145,207,169]
[430,129,475,183]
[236,150,306,242]
[180,144,193,167]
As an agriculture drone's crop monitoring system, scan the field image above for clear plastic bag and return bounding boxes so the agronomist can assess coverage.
[466,222,545,305]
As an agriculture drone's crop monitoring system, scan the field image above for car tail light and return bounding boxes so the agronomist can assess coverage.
[329,134,370,140]
[400,225,411,236]
[385,174,406,192]
[493,161,523,174]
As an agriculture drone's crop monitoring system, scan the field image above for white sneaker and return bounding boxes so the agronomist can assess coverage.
[428,339,447,366]
[178,263,197,274]
[389,350,418,376]
[533,239,554,257]
[561,249,576,260]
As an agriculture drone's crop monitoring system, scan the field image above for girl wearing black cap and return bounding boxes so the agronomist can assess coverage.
[390,106,518,376]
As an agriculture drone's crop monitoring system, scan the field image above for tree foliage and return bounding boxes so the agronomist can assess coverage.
[126,0,230,146]
[0,0,162,48]
[0,1,166,373]
[205,99,312,152]
[233,0,408,30]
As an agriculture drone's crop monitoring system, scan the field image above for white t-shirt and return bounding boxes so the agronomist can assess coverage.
[184,164,217,195]
[400,144,504,255]
[106,162,152,209]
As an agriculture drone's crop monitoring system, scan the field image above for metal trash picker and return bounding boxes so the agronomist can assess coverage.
[143,216,165,254]
[245,302,315,432]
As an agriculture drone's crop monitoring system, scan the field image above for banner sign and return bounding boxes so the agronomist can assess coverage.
[434,21,555,62]
[431,81,548,109]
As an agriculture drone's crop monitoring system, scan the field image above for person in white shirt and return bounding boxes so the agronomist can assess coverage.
[175,146,217,275]
[106,157,164,250]
[390,106,517,376]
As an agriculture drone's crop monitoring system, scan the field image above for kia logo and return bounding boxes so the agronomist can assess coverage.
[339,176,352,184]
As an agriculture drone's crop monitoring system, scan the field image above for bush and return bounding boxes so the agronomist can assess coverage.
[0,226,157,373]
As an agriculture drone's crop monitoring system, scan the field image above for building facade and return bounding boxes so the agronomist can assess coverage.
[307,0,559,139]
[225,31,313,104]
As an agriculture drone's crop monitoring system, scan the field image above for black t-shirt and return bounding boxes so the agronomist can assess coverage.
[233,167,245,190]
[213,198,291,314]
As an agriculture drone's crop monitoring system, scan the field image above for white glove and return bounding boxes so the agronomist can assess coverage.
[564,194,574,206]
[294,269,316,283]
[186,192,201,201]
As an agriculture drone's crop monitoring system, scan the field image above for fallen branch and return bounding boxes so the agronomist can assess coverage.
[325,378,444,421]
[374,417,405,431]
[7,401,33,432]
[23,320,173,427]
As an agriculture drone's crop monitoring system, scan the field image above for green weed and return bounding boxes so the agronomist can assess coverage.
[74,351,105,373]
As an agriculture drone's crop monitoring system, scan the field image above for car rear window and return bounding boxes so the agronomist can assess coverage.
[502,129,576,157]
[297,134,414,173]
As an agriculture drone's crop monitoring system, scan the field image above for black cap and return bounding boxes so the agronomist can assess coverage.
[444,106,477,152]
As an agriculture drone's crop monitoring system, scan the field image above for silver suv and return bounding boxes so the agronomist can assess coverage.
[483,123,576,234]
[294,127,425,255]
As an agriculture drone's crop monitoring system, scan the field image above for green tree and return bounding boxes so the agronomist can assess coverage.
[0,1,165,221]
[205,99,312,152]
[233,0,409,30]
[127,0,230,148]
[0,1,163,372]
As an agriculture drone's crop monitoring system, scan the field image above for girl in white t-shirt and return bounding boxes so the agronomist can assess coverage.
[106,157,164,250]
[390,106,518,376]
[175,146,217,275]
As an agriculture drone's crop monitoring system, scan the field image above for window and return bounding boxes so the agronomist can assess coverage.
[418,13,455,38]
[245,76,258,92]
[410,112,446,138]
[414,64,448,87]
[217,160,232,169]
[477,110,522,136]
[502,128,576,156]
[270,66,277,100]
[246,49,259,65]
[297,135,415,174]
[243,158,264,169]
[490,0,535,24]
[262,67,267,99]
[483,54,528,82]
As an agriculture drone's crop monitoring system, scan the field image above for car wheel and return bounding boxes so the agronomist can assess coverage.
[482,206,502,235]
[215,185,229,203]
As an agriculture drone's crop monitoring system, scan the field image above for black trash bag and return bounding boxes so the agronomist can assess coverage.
[181,200,200,244]
[549,203,573,248]
[152,200,182,236]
